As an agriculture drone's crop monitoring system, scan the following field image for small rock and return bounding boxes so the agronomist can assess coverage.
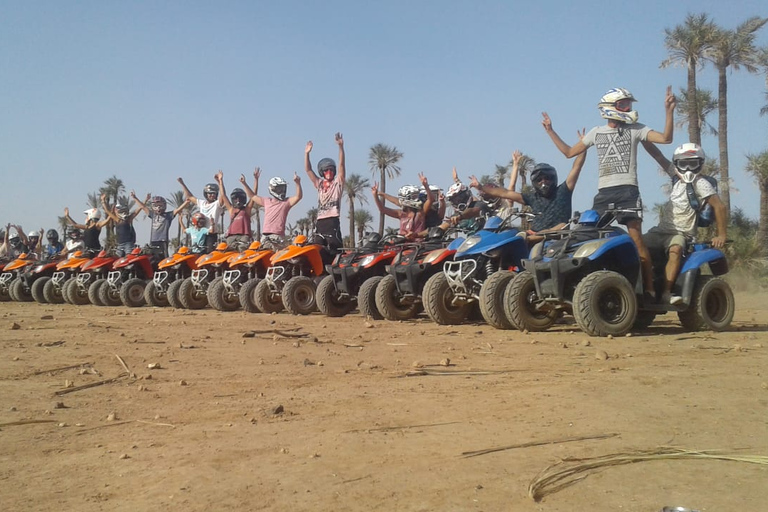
[119,453,130,460]
[607,334,614,340]
[179,380,187,386]
[58,422,67,428]
[271,405,284,415]
[242,332,255,338]
[364,322,374,329]
[439,358,451,367]
[412,361,424,368]
[64,380,74,388]
[581,339,591,347]
[54,402,67,409]
[761,382,768,390]
[595,350,609,361]
[40,315,54,320]
[8,406,17,412]
[529,339,539,345]
[10,322,20,330]
[147,363,161,370]
[733,344,744,352]
[292,342,301,348]
[107,412,118,421]
[625,332,633,337]
[137,385,146,391]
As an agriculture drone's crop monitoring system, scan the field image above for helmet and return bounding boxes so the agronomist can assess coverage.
[191,212,207,228]
[46,229,59,243]
[151,196,167,214]
[598,87,639,124]
[68,228,82,239]
[479,183,502,209]
[203,183,219,198]
[673,143,705,183]
[317,158,337,180]
[530,163,558,198]
[116,204,129,219]
[230,188,247,209]
[419,185,441,211]
[446,182,471,211]
[9,232,22,248]
[83,208,101,221]
[268,177,288,201]
[27,231,40,244]
[398,185,423,210]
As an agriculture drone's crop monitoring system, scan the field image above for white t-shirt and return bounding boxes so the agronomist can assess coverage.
[198,199,224,233]
[655,171,717,237]
[581,123,652,189]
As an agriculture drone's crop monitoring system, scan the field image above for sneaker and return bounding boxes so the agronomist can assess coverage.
[669,295,684,306]
[661,292,672,304]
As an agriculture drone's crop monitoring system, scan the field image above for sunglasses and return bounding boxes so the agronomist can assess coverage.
[534,176,553,184]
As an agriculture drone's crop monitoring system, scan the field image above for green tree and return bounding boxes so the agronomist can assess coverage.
[354,209,373,244]
[344,174,370,247]
[509,153,535,191]
[675,88,719,137]
[705,16,768,213]
[661,13,717,145]
[493,164,508,187]
[745,151,768,257]
[368,143,404,234]
[167,190,190,245]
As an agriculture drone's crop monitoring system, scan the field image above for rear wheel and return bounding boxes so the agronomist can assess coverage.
[166,279,184,309]
[88,279,107,306]
[423,272,469,325]
[98,281,123,307]
[208,278,240,311]
[282,276,317,315]
[238,279,262,313]
[144,281,169,307]
[179,278,208,310]
[316,275,354,317]
[375,274,420,321]
[358,275,384,320]
[31,277,49,303]
[120,278,147,307]
[504,271,559,332]
[11,279,33,302]
[43,279,64,304]
[479,270,515,329]
[572,270,636,337]
[254,279,283,313]
[0,283,11,302]
[678,276,734,332]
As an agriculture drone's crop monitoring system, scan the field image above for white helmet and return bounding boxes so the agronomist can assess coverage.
[673,143,705,183]
[83,208,101,221]
[398,185,422,210]
[446,182,471,211]
[268,177,288,201]
[598,87,639,124]
[419,185,440,211]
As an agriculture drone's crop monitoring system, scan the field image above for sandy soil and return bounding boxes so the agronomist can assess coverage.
[1,294,767,512]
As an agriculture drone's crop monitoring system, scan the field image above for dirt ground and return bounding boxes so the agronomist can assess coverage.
[1,293,767,512]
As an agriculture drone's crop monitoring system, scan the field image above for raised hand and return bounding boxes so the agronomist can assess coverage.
[239,174,247,185]
[665,85,676,112]
[577,128,586,140]
[130,190,137,198]
[452,166,459,183]
[541,112,553,132]
[177,177,184,184]
[335,132,343,146]
[253,167,261,180]
[468,175,481,189]
[305,141,313,154]
[371,182,379,195]
[293,172,300,183]
[418,172,429,188]
[512,150,522,165]
[64,207,69,217]
[215,170,223,182]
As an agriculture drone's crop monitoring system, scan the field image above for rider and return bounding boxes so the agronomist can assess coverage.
[250,167,303,248]
[177,172,226,250]
[19,229,43,258]
[63,206,111,254]
[218,171,255,252]
[375,173,439,229]
[3,224,28,258]
[469,139,587,245]
[62,228,85,257]
[43,229,64,258]
[132,193,188,257]
[541,86,676,300]
[642,142,727,305]
[179,212,211,254]
[434,181,490,233]
[371,183,426,241]
[102,193,143,256]
[304,132,346,250]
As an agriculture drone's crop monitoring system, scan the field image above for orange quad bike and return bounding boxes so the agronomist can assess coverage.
[145,246,201,308]
[260,234,332,315]
[209,241,275,312]
[48,251,93,305]
[25,253,66,303]
[70,250,119,306]
[1,253,39,302]
[178,242,239,309]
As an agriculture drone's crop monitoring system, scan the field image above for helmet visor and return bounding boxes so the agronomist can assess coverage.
[676,158,701,172]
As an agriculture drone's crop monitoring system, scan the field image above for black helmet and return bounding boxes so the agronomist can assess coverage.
[203,183,219,198]
[230,188,247,209]
[116,204,130,219]
[317,158,336,180]
[46,229,59,243]
[531,163,558,198]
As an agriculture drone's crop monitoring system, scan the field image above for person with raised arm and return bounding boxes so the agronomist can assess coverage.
[304,132,346,250]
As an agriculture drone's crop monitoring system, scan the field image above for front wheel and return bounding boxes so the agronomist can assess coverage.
[504,271,559,332]
[68,279,90,306]
[572,270,637,337]
[254,279,283,313]
[179,278,208,310]
[144,281,169,307]
[375,274,420,321]
[678,276,734,331]
[88,279,107,306]
[479,270,515,330]
[208,278,240,312]
[358,275,384,319]
[238,279,261,313]
[31,277,50,303]
[43,278,64,304]
[423,272,469,325]
[120,278,147,307]
[282,276,317,315]
[11,279,33,302]
[99,280,123,307]
[316,275,354,317]
[166,279,184,309]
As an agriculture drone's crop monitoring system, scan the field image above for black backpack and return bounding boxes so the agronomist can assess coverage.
[672,174,718,228]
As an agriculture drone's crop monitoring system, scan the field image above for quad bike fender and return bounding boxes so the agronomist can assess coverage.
[270,245,324,276]
[196,250,237,267]
[4,258,35,271]
[454,229,522,258]
[158,253,198,270]
[80,256,117,272]
[680,248,728,276]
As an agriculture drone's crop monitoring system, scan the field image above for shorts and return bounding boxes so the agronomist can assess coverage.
[643,228,687,253]
[314,217,343,251]
[116,241,135,257]
[592,185,642,225]
[225,234,252,252]
[149,241,168,258]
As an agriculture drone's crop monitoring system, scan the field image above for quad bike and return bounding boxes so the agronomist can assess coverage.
[211,241,275,312]
[145,246,201,308]
[23,254,66,303]
[48,251,94,305]
[506,206,735,337]
[374,226,469,322]
[68,250,119,306]
[178,242,239,310]
[261,234,334,315]
[316,232,406,318]
[1,253,39,302]
[426,213,531,327]
[103,246,164,307]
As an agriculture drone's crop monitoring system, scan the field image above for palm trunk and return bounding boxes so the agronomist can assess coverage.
[254,209,261,240]
[717,64,730,214]
[687,59,701,146]
[760,179,768,258]
[348,202,356,248]
[378,170,386,235]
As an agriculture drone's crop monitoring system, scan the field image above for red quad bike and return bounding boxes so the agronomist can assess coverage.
[1,253,40,302]
[67,250,120,306]
[261,234,333,315]
[23,254,66,303]
[316,232,406,318]
[47,251,93,305]
[178,242,239,310]
[145,246,201,308]
[212,241,275,312]
[102,246,164,307]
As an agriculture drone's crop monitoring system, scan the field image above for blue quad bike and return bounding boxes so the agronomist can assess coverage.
[504,207,735,337]
[424,213,531,328]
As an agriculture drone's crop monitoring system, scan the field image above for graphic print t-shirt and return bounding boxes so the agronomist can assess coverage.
[581,123,651,189]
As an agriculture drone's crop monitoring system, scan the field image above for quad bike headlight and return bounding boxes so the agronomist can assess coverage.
[359,255,375,268]
[529,241,544,259]
[458,235,481,253]
[572,239,611,259]
[422,249,449,265]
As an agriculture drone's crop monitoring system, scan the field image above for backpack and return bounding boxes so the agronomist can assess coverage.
[672,174,718,228]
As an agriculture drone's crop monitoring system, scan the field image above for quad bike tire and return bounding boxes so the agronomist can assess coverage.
[166,279,185,309]
[11,279,33,302]
[121,278,147,308]
[316,275,355,317]
[31,277,50,304]
[208,278,240,312]
[375,274,420,321]
[282,276,317,315]
[88,279,107,306]
[0,284,11,302]
[68,279,91,306]
[238,279,262,313]
[504,271,559,332]
[423,272,470,325]
[179,278,208,310]
[144,281,169,307]
[357,275,384,320]
[677,276,734,332]
[479,270,515,330]
[61,279,74,304]
[98,281,123,307]
[8,279,20,302]
[254,279,284,314]
[572,270,637,337]
[43,279,65,304]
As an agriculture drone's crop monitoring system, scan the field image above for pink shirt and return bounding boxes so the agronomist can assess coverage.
[399,210,425,238]
[316,177,343,220]
[226,208,252,237]
[261,197,293,236]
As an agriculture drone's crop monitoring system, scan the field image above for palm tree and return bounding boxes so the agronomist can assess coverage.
[369,143,404,234]
[252,205,262,240]
[661,13,717,145]
[745,151,768,257]
[100,175,125,209]
[509,153,536,191]
[705,16,768,214]
[168,190,189,245]
[57,216,68,236]
[759,46,768,119]
[306,208,318,229]
[675,88,719,137]
[354,209,373,244]
[344,174,370,247]
[493,164,508,187]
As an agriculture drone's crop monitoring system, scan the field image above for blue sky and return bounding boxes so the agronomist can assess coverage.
[1,1,766,242]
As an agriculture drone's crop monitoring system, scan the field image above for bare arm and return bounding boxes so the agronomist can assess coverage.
[250,168,264,208]
[176,177,199,204]
[63,208,87,230]
[172,199,190,217]
[101,194,120,222]
[706,194,727,248]
[468,175,523,204]
[288,172,303,207]
[304,141,320,189]
[380,192,401,206]
[336,132,346,184]
[418,172,434,214]
[371,183,400,219]
[565,129,588,191]
[130,191,150,216]
[641,140,671,170]
[645,86,676,144]
[239,173,255,199]
[542,112,587,158]
[508,150,521,193]
[217,172,234,215]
